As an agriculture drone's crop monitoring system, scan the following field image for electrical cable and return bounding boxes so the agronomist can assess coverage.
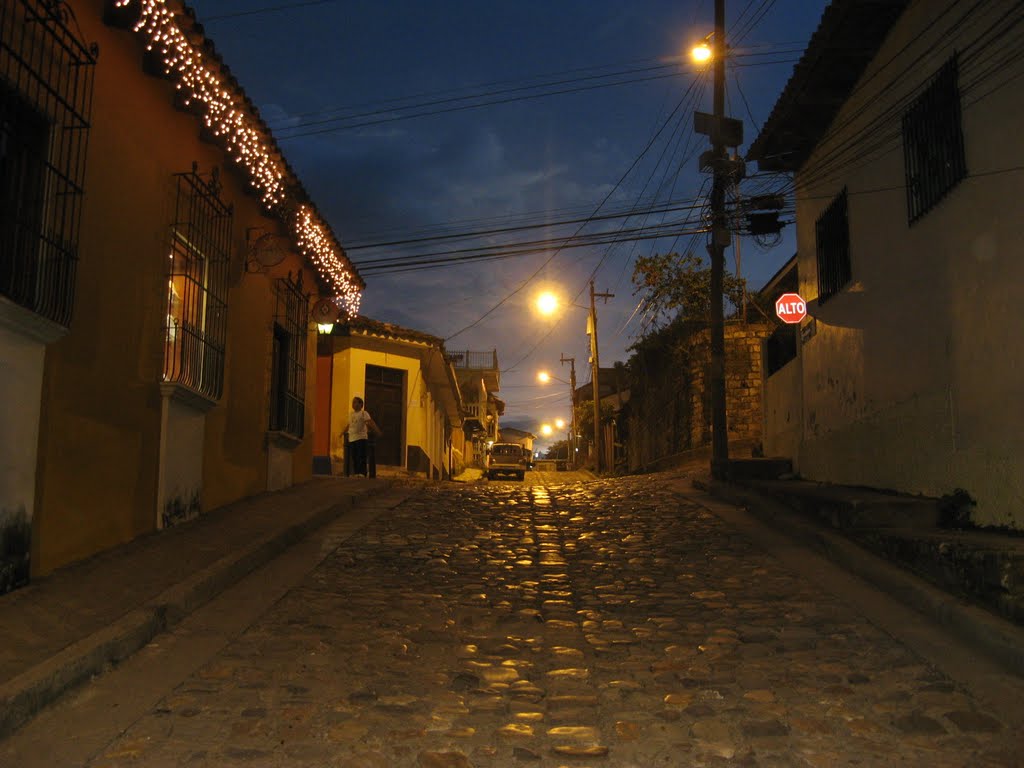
[200,0,337,22]
[443,73,705,344]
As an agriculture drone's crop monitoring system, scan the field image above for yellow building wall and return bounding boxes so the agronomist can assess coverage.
[328,342,451,476]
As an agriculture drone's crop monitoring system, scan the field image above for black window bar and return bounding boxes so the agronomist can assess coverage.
[270,273,308,438]
[163,164,232,401]
[903,54,967,225]
[815,188,851,305]
[0,0,97,327]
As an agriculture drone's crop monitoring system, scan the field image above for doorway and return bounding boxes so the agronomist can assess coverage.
[365,364,403,466]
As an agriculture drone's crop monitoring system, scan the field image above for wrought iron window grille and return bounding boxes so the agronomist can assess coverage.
[903,54,967,225]
[815,188,851,305]
[0,0,97,327]
[269,271,309,438]
[163,163,232,401]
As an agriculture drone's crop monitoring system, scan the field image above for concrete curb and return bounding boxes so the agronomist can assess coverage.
[0,484,389,740]
[696,477,1024,677]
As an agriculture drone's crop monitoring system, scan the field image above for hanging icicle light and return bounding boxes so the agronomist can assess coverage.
[115,0,361,309]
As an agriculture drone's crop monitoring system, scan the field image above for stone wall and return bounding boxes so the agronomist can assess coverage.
[626,322,771,472]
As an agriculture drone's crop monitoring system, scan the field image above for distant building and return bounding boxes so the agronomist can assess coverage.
[448,350,502,467]
[318,318,463,479]
[576,366,631,470]
[748,0,1024,528]
[498,427,536,457]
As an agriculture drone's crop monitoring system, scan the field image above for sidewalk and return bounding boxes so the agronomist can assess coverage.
[0,476,394,740]
[685,466,1024,678]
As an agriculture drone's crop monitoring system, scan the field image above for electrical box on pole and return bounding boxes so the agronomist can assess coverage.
[694,111,744,148]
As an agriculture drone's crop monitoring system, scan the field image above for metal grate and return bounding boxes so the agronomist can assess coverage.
[815,188,851,305]
[163,165,232,400]
[448,350,498,370]
[903,54,966,225]
[270,273,308,437]
[0,0,96,326]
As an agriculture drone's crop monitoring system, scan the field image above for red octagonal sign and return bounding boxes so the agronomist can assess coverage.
[775,292,807,324]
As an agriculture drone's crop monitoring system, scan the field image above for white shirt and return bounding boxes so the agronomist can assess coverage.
[348,409,372,441]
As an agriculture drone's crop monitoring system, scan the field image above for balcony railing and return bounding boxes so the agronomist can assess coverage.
[447,350,498,370]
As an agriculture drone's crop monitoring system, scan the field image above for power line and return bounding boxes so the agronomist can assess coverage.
[443,73,706,344]
[346,198,707,253]
[275,70,684,139]
[200,0,337,22]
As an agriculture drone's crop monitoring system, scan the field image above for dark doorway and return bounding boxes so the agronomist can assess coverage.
[365,364,403,466]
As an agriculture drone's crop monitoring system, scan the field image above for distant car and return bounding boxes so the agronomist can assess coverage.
[486,443,528,480]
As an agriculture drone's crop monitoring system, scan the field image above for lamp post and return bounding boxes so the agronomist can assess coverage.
[693,0,732,481]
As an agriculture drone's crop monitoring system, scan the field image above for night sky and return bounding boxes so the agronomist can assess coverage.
[187,0,828,444]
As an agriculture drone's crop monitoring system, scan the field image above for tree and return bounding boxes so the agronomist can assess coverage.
[633,251,747,329]
[575,400,616,447]
[544,439,570,460]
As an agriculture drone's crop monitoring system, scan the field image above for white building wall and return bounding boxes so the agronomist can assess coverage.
[0,314,48,538]
[156,391,207,526]
[792,0,1024,526]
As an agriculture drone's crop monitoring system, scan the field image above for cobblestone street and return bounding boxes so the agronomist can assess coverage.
[73,476,1022,765]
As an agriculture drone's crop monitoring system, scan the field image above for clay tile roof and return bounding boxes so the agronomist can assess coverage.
[747,0,910,173]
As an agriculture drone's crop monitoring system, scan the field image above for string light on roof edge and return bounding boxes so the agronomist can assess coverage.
[115,0,361,314]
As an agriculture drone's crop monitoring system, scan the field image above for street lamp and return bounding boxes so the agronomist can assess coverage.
[690,41,712,64]
[691,3,732,481]
[535,291,559,316]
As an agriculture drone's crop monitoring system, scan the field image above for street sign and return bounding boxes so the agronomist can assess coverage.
[775,292,807,324]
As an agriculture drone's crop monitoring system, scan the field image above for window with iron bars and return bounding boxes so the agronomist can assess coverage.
[270,273,309,438]
[903,54,967,225]
[815,188,851,305]
[163,166,232,401]
[0,0,97,327]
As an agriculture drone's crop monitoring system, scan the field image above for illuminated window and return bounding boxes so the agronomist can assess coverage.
[269,273,308,438]
[0,0,96,326]
[163,166,232,400]
[815,188,850,305]
[903,54,966,224]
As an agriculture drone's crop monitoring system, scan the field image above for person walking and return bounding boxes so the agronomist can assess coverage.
[347,396,381,477]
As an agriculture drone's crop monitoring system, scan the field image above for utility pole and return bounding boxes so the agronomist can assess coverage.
[560,354,577,469]
[588,280,614,473]
[707,0,730,480]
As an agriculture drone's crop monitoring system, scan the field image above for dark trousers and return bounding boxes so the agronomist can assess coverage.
[350,438,368,476]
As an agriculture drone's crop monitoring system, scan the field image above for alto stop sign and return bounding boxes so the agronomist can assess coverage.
[775,292,807,324]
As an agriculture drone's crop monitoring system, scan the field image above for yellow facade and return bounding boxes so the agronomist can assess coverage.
[324,323,462,479]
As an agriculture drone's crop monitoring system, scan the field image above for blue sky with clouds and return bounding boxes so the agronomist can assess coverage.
[189,0,827,440]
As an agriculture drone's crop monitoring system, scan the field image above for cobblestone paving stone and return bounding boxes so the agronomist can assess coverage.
[89,477,1020,767]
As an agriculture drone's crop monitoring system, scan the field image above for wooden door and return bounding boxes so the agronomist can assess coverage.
[365,364,403,466]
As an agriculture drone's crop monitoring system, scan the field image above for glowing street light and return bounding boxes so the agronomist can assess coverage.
[554,418,565,429]
[535,291,559,316]
[540,423,553,437]
[691,41,712,64]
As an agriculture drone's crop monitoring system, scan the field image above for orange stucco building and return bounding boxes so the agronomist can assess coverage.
[0,0,363,587]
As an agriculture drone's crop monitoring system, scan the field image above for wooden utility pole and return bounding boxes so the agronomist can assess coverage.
[560,354,577,469]
[708,0,729,480]
[589,280,613,473]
